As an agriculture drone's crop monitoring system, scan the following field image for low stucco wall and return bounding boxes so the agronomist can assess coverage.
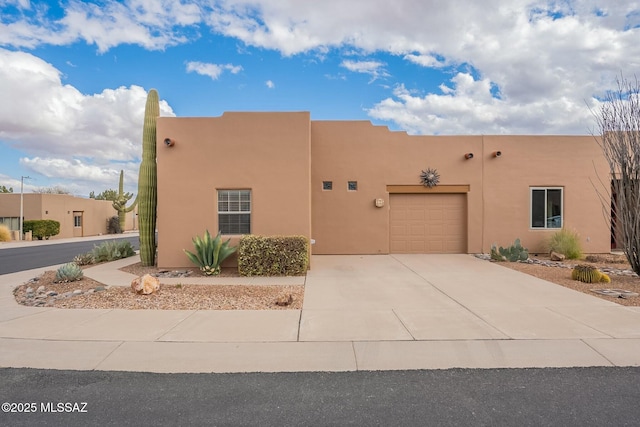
[0,194,116,239]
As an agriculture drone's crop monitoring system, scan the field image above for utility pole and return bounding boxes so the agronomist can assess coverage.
[20,176,30,241]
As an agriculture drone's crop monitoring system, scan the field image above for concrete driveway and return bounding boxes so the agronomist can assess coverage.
[1,253,640,372]
[302,254,637,340]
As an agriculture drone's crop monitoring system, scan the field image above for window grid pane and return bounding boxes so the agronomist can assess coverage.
[218,190,251,235]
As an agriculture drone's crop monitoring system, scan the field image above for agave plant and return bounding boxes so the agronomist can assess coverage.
[184,230,237,276]
[55,262,84,282]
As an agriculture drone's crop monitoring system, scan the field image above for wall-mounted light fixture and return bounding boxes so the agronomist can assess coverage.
[464,153,474,160]
[492,151,502,158]
[374,198,385,208]
[164,138,175,147]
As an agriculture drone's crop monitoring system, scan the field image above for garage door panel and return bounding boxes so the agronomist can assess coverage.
[390,193,467,254]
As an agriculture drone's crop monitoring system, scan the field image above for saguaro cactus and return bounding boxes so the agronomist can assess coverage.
[138,89,159,266]
[112,170,137,231]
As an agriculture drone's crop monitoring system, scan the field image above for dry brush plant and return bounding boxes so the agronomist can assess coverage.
[593,73,640,275]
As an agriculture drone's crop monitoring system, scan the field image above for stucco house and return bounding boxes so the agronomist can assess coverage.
[0,193,128,239]
[156,111,611,269]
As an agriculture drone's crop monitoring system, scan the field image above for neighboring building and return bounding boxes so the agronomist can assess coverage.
[0,193,122,239]
[156,112,611,268]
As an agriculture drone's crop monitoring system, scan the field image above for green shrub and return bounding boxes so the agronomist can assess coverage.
[55,262,84,282]
[107,216,122,234]
[23,219,60,240]
[73,252,95,266]
[0,224,11,242]
[490,238,529,262]
[184,230,237,276]
[91,240,135,263]
[547,228,583,260]
[238,235,309,276]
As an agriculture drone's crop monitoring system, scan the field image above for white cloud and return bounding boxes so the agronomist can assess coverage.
[0,48,174,195]
[265,80,275,88]
[0,0,202,52]
[368,74,600,135]
[340,60,388,81]
[186,61,243,80]
[1,1,640,135]
[201,0,640,134]
[404,54,449,68]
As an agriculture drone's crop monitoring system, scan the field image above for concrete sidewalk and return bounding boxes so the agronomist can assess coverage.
[1,254,640,373]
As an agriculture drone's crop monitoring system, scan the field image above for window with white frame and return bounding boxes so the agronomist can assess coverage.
[531,187,563,229]
[218,190,251,235]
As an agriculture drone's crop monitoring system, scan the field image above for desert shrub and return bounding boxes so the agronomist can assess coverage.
[490,238,529,262]
[107,216,122,234]
[184,230,236,276]
[0,224,11,242]
[548,228,583,260]
[91,240,135,263]
[23,219,60,240]
[55,262,84,282]
[238,235,309,276]
[73,252,95,266]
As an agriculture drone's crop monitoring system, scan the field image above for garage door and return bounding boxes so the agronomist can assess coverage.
[390,193,467,253]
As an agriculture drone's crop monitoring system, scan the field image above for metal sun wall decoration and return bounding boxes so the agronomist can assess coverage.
[420,168,440,188]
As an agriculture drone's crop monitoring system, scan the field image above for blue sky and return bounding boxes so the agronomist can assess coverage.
[1,0,639,197]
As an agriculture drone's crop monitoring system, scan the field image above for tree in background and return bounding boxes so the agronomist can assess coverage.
[90,189,119,201]
[0,185,12,193]
[33,186,70,194]
[594,74,640,275]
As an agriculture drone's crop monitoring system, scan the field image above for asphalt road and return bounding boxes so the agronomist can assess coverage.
[0,235,140,275]
[1,367,639,426]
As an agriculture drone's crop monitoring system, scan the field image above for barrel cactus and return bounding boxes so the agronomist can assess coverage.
[112,170,137,231]
[571,264,611,283]
[138,89,159,266]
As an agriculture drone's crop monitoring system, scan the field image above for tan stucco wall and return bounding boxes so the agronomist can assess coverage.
[0,194,116,239]
[156,112,312,268]
[310,121,484,254]
[311,123,610,254]
[481,135,610,254]
[155,113,611,266]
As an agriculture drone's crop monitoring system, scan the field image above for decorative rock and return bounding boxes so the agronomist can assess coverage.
[26,287,34,294]
[36,285,45,293]
[131,274,161,295]
[95,286,106,292]
[73,289,83,295]
[275,294,294,306]
[46,291,57,296]
[550,251,566,261]
[153,270,192,278]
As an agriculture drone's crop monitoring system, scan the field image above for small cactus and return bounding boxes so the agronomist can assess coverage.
[55,262,84,282]
[571,264,611,283]
[490,238,529,262]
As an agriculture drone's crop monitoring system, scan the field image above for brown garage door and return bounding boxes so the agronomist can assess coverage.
[390,193,467,253]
